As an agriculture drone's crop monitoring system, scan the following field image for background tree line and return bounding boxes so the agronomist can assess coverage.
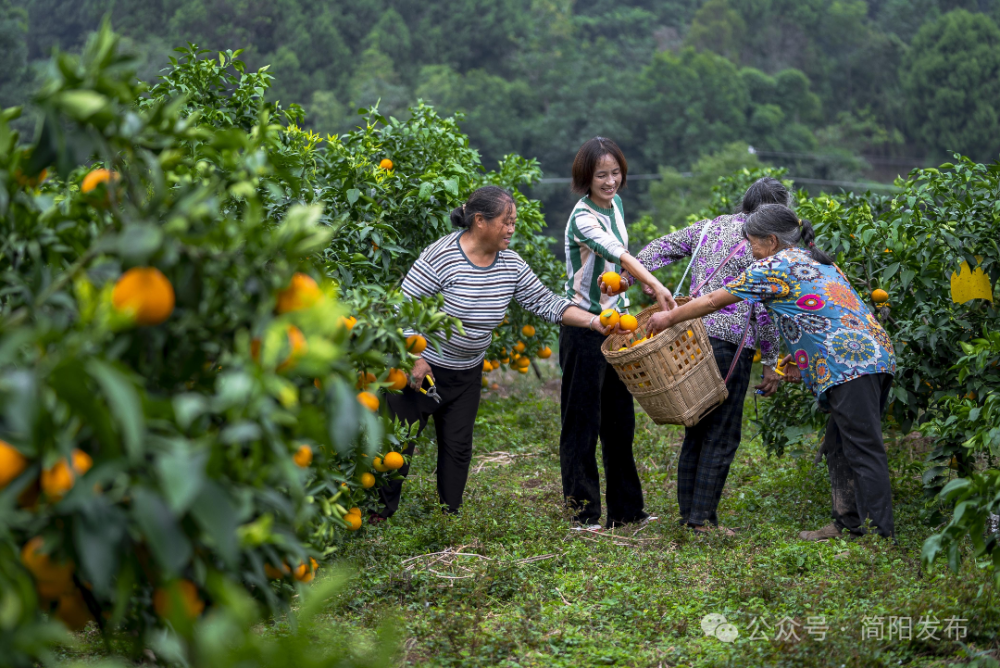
[4,0,1000,235]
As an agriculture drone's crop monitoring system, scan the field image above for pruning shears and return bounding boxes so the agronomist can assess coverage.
[419,375,441,404]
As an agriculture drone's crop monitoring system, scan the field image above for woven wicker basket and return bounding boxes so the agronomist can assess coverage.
[600,300,728,427]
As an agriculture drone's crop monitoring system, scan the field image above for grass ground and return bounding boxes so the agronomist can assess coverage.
[317,361,1000,668]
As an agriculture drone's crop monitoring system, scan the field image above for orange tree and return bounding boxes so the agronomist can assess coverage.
[0,26,453,665]
[699,160,999,579]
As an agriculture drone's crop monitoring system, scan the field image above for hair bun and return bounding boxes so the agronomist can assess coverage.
[450,206,468,228]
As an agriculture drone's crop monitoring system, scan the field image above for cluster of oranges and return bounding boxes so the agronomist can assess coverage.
[264,558,320,583]
[1,441,93,507]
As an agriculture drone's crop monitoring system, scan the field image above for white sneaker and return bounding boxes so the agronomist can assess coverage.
[570,523,603,532]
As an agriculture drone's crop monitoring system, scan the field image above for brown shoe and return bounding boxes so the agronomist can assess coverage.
[798,523,843,541]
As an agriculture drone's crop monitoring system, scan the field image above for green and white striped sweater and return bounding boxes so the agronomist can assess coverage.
[563,195,630,315]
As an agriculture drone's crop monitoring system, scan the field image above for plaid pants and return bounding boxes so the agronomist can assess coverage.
[677,338,754,526]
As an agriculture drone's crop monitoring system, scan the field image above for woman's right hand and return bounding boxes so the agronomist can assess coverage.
[409,358,434,390]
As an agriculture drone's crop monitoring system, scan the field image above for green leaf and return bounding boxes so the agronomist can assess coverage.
[190,482,239,567]
[443,179,459,196]
[54,90,109,119]
[131,487,192,574]
[86,360,144,461]
[73,495,128,597]
[118,224,164,262]
[155,439,206,514]
[418,182,434,200]
[347,189,361,205]
[882,262,900,281]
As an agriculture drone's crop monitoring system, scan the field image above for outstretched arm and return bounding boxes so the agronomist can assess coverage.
[645,289,741,335]
[601,252,677,311]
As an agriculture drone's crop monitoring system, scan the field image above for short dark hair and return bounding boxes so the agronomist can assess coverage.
[450,186,515,228]
[740,176,791,214]
[571,137,628,195]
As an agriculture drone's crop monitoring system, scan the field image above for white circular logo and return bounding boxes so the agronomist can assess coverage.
[701,613,727,636]
[715,623,739,643]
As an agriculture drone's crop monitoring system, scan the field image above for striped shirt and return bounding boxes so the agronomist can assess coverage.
[564,195,630,315]
[403,231,574,370]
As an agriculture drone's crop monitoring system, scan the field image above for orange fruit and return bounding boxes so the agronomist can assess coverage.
[489,359,499,369]
[344,514,362,531]
[516,356,531,369]
[483,360,493,372]
[599,310,620,328]
[513,341,526,353]
[522,325,536,337]
[0,440,28,489]
[15,167,48,188]
[387,368,408,390]
[339,315,357,330]
[500,357,510,364]
[517,367,529,374]
[491,383,500,390]
[537,346,552,359]
[21,537,74,597]
[55,590,94,631]
[80,168,119,204]
[348,507,361,516]
[276,273,322,314]
[356,371,377,389]
[277,325,307,372]
[383,451,405,470]
[373,456,389,473]
[112,267,175,326]
[379,158,393,170]
[294,558,319,582]
[293,444,312,468]
[360,472,376,489]
[357,391,380,412]
[619,314,638,332]
[264,563,290,579]
[601,272,621,292]
[482,376,488,388]
[871,288,888,303]
[753,350,762,363]
[154,580,204,618]
[41,450,92,501]
[406,335,427,355]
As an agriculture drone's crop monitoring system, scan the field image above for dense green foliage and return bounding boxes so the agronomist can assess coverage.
[7,0,1000,187]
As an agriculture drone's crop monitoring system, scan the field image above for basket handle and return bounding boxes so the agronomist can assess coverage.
[690,240,747,297]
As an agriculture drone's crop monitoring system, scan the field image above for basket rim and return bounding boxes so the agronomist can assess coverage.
[601,299,700,361]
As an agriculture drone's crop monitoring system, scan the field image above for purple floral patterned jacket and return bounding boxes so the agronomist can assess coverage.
[633,213,781,368]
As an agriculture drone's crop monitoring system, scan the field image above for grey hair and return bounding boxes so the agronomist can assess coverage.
[743,204,834,264]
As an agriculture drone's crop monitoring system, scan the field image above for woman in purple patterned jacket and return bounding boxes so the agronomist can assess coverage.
[620,177,787,535]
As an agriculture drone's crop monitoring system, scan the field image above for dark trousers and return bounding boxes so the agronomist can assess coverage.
[678,338,754,526]
[824,373,895,538]
[558,326,645,526]
[378,363,482,518]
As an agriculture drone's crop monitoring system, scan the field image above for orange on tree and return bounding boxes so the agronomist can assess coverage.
[599,309,620,329]
[360,472,376,489]
[601,271,622,292]
[15,167,47,188]
[153,580,204,619]
[293,444,313,468]
[517,367,529,374]
[619,314,638,332]
[21,537,74,598]
[372,456,389,473]
[483,360,493,372]
[406,334,427,355]
[357,391,380,412]
[522,325,536,337]
[387,368,408,391]
[344,513,362,531]
[491,383,500,390]
[55,590,94,631]
[41,450,93,501]
[482,376,488,388]
[339,315,358,330]
[516,356,531,369]
[537,346,552,359]
[80,168,119,204]
[112,267,175,326]
[379,158,393,170]
[513,341,526,353]
[276,273,322,314]
[489,359,499,369]
[356,371,376,389]
[0,440,28,489]
[872,288,889,303]
[277,325,307,372]
[264,563,290,579]
[383,451,405,470]
[500,357,510,364]
[348,507,361,516]
[294,558,319,582]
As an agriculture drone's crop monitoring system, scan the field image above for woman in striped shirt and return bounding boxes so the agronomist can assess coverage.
[375,186,612,520]
[560,137,676,529]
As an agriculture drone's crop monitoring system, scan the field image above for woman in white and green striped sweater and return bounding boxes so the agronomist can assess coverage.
[560,137,675,529]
